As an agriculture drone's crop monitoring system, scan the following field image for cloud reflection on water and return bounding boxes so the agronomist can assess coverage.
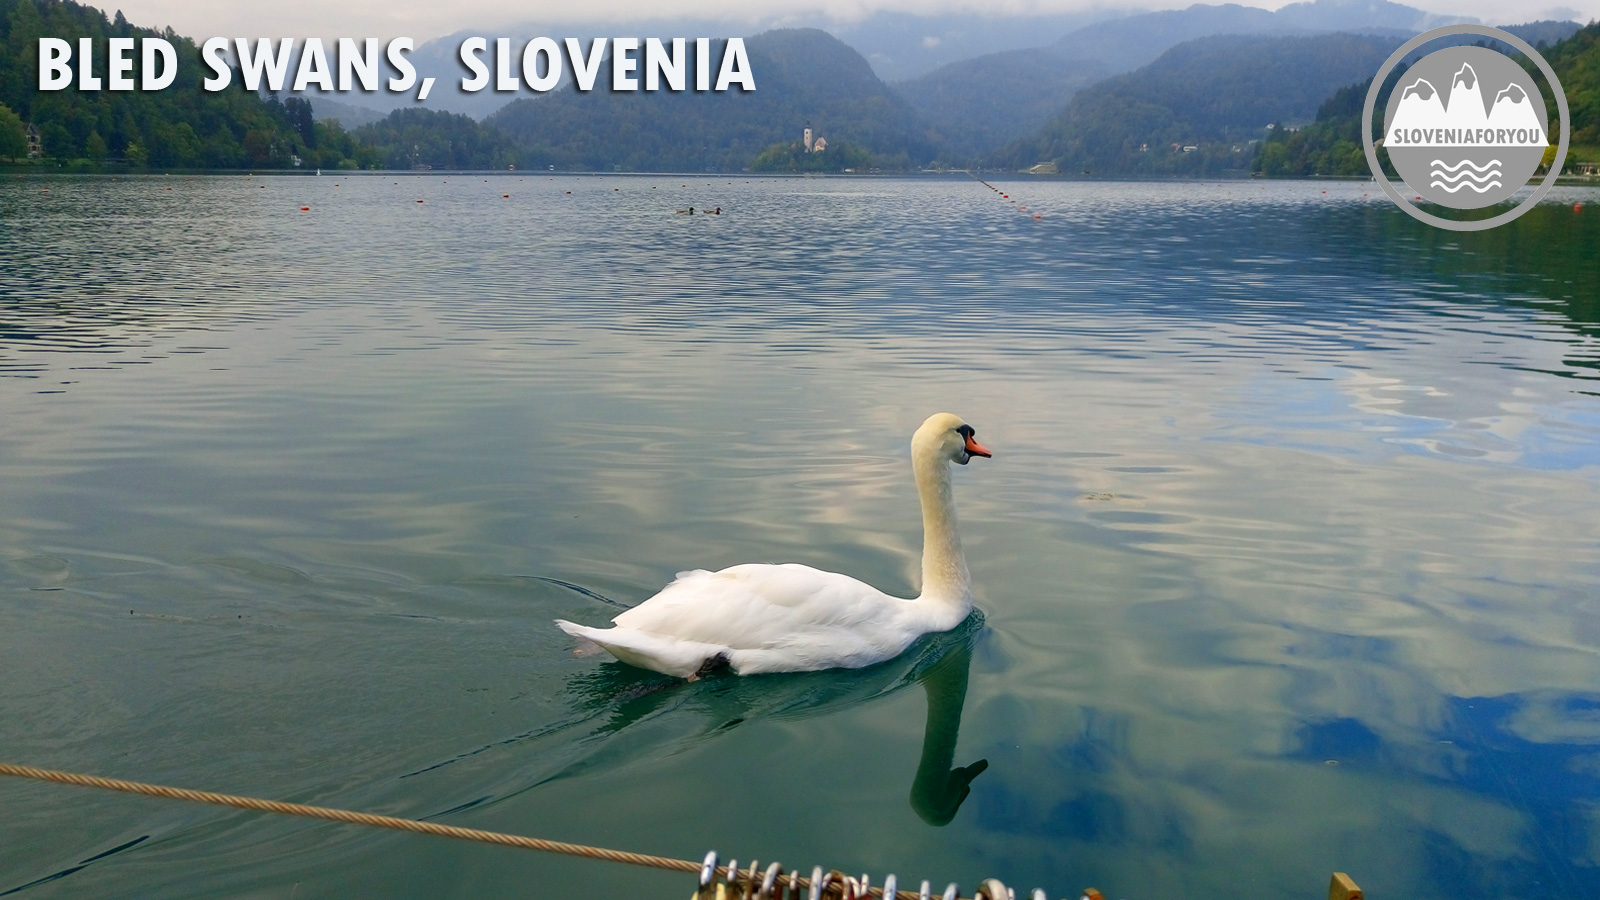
[2,176,1599,899]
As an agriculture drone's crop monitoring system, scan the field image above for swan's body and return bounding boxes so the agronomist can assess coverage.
[556,413,991,678]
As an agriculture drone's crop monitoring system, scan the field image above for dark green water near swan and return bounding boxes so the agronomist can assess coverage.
[2,173,1599,900]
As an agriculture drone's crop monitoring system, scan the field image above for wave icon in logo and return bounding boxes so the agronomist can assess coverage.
[1429,158,1502,194]
[1381,46,1551,210]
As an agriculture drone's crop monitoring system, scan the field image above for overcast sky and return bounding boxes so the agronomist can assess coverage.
[107,0,1595,46]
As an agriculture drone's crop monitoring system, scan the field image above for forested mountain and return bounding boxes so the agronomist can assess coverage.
[894,52,1107,164]
[1525,22,1600,153]
[993,32,1402,175]
[0,0,528,169]
[486,29,936,172]
[894,0,1518,172]
[1252,20,1596,177]
[1250,75,1396,177]
[0,0,341,167]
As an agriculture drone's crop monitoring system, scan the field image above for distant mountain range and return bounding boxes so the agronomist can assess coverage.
[964,15,1579,174]
[314,0,1510,123]
[303,0,1551,172]
[310,9,1126,121]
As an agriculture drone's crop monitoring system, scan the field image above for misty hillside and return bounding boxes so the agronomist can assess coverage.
[894,52,1107,164]
[310,96,389,129]
[885,0,1492,169]
[1050,0,1465,74]
[485,29,936,171]
[995,31,1404,175]
[1502,19,1587,49]
[821,10,1124,81]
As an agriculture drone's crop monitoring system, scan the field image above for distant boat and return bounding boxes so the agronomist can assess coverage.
[316,169,321,176]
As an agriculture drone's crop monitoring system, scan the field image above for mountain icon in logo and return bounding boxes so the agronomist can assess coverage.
[1388,63,1546,147]
[1490,84,1544,135]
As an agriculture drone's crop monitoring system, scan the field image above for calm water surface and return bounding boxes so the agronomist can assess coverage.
[2,174,1599,900]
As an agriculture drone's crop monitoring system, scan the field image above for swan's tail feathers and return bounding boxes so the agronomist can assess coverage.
[554,619,728,679]
[559,625,608,658]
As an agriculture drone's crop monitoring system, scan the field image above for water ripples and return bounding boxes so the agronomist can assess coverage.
[3,175,1600,900]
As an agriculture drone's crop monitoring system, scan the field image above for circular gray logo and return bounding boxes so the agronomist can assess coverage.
[1363,25,1570,231]
[1385,46,1547,208]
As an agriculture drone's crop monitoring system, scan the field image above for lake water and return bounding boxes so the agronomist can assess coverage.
[2,173,1599,900]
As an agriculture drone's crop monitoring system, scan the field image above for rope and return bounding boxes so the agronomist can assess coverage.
[0,762,697,871]
[0,762,947,899]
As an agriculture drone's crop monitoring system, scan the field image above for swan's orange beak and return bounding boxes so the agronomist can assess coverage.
[964,435,992,458]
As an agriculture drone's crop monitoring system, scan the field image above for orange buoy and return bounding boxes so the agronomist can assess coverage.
[503,194,510,198]
[416,199,423,203]
[1575,203,1584,212]
[300,206,309,210]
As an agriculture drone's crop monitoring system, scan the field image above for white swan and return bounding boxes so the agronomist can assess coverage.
[555,413,992,679]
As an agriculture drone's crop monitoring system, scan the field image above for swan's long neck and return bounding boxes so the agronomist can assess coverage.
[913,449,972,624]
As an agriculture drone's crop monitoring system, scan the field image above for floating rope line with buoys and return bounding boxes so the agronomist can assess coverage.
[0,762,1074,900]
[960,171,1044,220]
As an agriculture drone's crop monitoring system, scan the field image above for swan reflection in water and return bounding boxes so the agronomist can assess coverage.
[410,614,989,826]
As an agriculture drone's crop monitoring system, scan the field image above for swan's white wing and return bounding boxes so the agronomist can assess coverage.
[555,619,725,678]
[613,563,915,662]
